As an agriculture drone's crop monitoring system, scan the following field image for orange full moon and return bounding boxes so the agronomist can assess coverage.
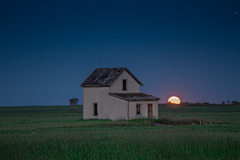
[168,96,181,104]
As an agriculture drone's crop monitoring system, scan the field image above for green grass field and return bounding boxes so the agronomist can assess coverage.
[0,105,240,159]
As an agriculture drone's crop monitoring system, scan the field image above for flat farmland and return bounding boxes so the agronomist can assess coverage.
[159,105,240,123]
[0,105,240,159]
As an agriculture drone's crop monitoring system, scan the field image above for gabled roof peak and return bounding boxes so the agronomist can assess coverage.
[80,68,143,87]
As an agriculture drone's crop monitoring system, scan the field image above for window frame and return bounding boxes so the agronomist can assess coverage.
[93,103,98,116]
[136,104,141,115]
[122,79,127,91]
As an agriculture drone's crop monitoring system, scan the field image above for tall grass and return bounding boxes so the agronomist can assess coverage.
[156,116,210,125]
[1,126,240,159]
[159,105,240,123]
[0,105,240,159]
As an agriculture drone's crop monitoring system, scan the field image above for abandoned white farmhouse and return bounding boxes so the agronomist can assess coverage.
[80,68,160,121]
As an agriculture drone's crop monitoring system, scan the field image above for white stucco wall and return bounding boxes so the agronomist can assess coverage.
[110,70,140,93]
[128,101,158,119]
[83,87,128,120]
[107,96,128,120]
[83,87,109,119]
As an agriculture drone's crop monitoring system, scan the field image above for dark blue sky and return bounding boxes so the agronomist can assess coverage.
[1,0,240,106]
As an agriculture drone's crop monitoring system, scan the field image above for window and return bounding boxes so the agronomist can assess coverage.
[93,103,98,116]
[122,79,127,90]
[136,104,141,115]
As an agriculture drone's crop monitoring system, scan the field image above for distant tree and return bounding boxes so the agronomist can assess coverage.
[195,103,202,106]
[232,101,238,105]
[181,102,189,106]
[227,100,230,103]
[69,98,79,110]
[203,102,210,106]
[221,101,225,105]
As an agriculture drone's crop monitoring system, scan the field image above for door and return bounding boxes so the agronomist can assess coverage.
[148,104,153,118]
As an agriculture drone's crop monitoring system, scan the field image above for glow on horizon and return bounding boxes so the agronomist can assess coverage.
[168,96,181,104]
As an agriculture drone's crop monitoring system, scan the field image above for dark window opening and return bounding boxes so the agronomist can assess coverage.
[123,79,127,90]
[93,103,98,116]
[136,104,141,115]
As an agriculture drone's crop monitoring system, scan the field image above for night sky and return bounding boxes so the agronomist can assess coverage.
[1,0,240,106]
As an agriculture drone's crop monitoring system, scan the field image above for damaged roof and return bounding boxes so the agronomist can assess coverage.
[109,93,160,101]
[80,68,143,87]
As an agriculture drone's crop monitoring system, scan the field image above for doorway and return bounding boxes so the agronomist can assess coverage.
[148,104,153,118]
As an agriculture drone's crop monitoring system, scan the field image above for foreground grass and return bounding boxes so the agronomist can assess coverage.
[1,125,240,160]
[0,105,240,159]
